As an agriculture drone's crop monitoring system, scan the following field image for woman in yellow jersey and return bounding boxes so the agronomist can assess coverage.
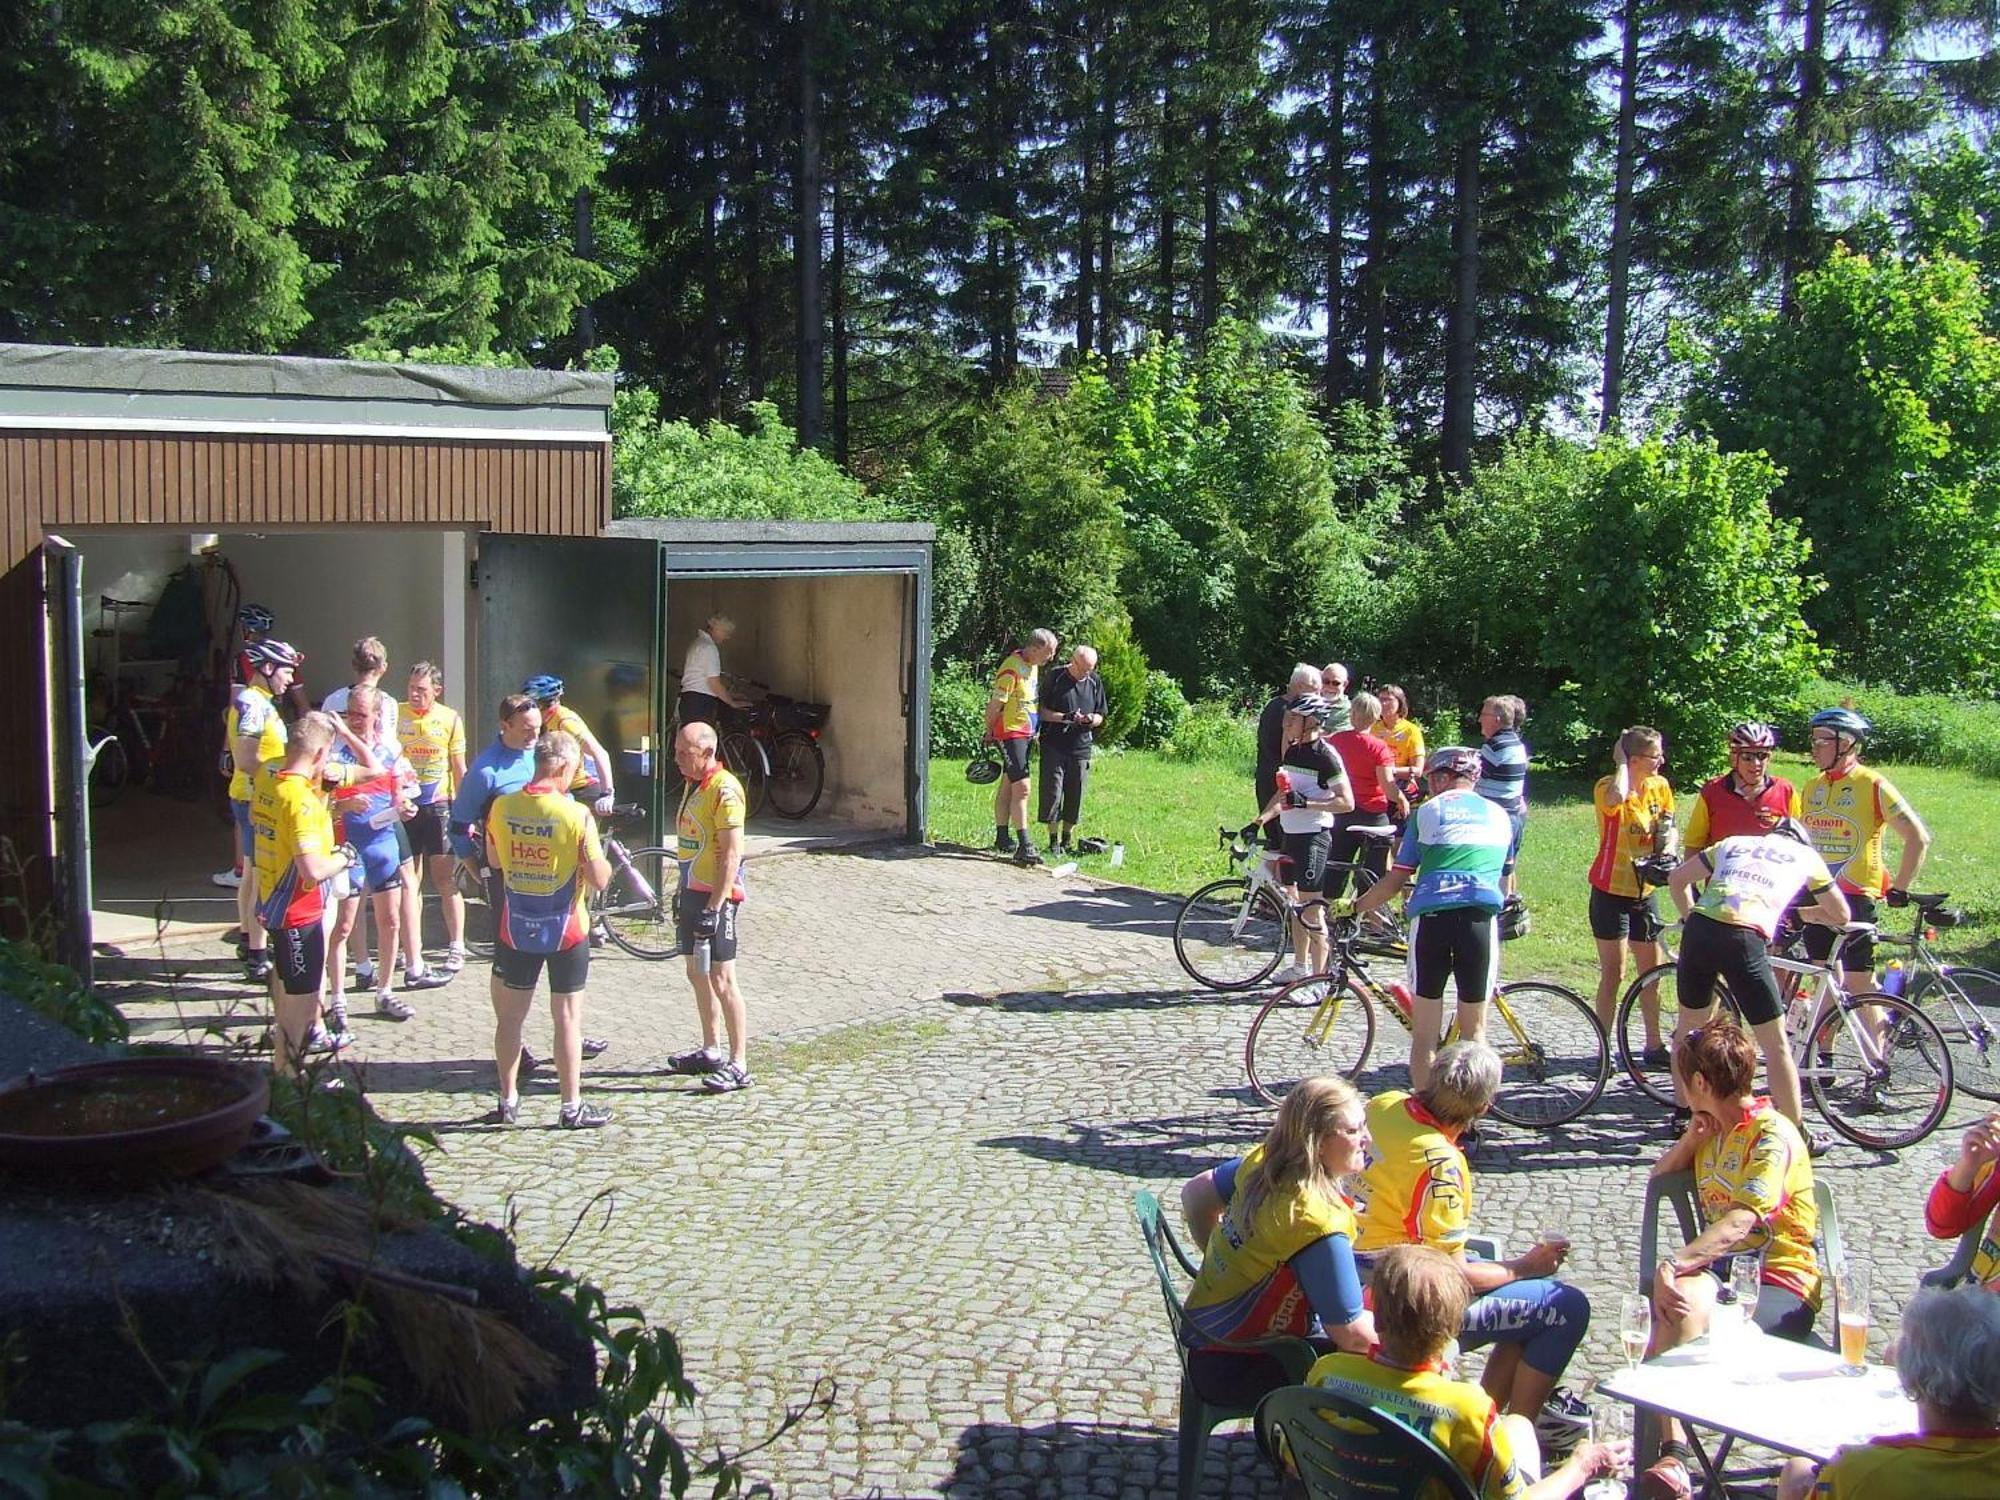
[1586,727,1674,1036]
[1377,684,1427,818]
[1640,1022,1821,1499]
[1307,1245,1626,1500]
[1777,1285,2000,1500]
[1178,1078,1377,1410]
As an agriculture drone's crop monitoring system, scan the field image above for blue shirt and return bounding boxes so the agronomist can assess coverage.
[1476,730,1528,813]
[1394,789,1512,916]
[448,737,535,858]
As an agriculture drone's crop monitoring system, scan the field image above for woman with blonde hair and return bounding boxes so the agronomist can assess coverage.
[1178,1078,1377,1408]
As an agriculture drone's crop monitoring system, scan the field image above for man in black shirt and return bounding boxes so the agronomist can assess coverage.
[1038,645,1108,856]
[1255,664,1324,849]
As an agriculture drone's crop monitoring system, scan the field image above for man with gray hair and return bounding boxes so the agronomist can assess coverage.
[1320,661,1353,732]
[1777,1284,2000,1498]
[987,628,1058,865]
[1256,663,1324,850]
[1037,644,1107,855]
[1354,1041,1595,1452]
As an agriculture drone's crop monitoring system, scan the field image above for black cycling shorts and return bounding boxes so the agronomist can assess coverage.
[677,896,741,962]
[1678,911,1782,1026]
[1409,908,1498,1004]
[998,738,1033,784]
[1589,887,1665,943]
[407,803,450,860]
[269,920,327,997]
[1804,892,1876,971]
[494,941,590,994]
[1280,829,1333,895]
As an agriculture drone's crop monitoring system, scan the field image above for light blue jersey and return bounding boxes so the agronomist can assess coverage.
[1394,790,1512,916]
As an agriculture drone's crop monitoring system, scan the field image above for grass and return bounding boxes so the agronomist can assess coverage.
[928,749,2000,991]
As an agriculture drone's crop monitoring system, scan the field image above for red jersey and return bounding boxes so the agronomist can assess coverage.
[1686,773,1799,853]
[1331,730,1397,815]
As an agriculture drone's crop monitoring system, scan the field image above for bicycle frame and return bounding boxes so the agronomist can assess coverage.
[1305,928,1539,1063]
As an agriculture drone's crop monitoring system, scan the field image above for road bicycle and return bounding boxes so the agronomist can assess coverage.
[1244,913,1609,1126]
[1877,890,2000,1103]
[1612,921,1955,1150]
[1172,825,1406,990]
[707,677,830,822]
[462,803,678,961]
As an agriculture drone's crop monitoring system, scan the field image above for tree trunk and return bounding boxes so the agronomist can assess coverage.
[1097,68,1116,360]
[831,172,848,465]
[701,144,722,420]
[1781,0,1826,314]
[1600,0,1640,431]
[1323,35,1347,403]
[1361,59,1388,409]
[744,137,766,402]
[1199,4,1221,333]
[574,93,595,352]
[1077,22,1097,357]
[1157,79,1177,338]
[1441,130,1480,478]
[794,0,823,446]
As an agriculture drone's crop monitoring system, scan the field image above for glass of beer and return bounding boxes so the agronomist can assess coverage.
[1620,1293,1652,1368]
[1836,1262,1870,1375]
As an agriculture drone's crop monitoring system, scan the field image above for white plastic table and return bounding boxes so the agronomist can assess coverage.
[1601,1325,1918,1495]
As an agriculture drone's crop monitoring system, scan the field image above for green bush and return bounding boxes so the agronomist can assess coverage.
[1771,679,2000,778]
[1131,670,1191,749]
[1086,610,1149,747]
[928,662,991,759]
[1165,700,1256,767]
[613,394,884,520]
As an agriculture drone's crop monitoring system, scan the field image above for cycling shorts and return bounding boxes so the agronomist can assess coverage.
[269,919,327,998]
[494,940,589,994]
[998,738,1032,784]
[231,797,255,853]
[407,802,450,860]
[1707,1256,1816,1341]
[677,896,742,962]
[343,819,408,895]
[1281,829,1333,895]
[1589,888,1664,943]
[1409,908,1498,1004]
[1804,892,1877,971]
[1461,1278,1591,1379]
[1678,911,1781,1026]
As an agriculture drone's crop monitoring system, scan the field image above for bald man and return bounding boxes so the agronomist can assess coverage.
[666,723,753,1092]
[1039,644,1108,855]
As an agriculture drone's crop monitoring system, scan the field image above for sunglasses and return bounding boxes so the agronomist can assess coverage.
[1735,750,1773,761]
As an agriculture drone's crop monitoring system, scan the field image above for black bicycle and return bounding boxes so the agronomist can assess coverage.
[462,804,677,961]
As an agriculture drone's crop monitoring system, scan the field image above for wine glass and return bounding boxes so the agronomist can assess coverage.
[1620,1293,1652,1368]
[1582,1398,1632,1500]
[1730,1254,1761,1331]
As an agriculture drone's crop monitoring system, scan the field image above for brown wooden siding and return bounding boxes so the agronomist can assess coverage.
[0,428,609,941]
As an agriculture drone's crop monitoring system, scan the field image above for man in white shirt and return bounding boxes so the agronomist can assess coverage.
[678,613,752,729]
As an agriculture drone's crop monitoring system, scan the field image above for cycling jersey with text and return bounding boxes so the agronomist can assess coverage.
[991,651,1038,738]
[1393,791,1511,916]
[1692,835,1835,942]
[399,702,466,805]
[1306,1351,1527,1500]
[1184,1142,1358,1344]
[677,766,747,900]
[1588,773,1675,898]
[1354,1092,1471,1257]
[1801,765,1913,896]
[228,684,287,802]
[542,704,603,791]
[1694,1099,1820,1305]
[486,782,602,953]
[252,767,333,931]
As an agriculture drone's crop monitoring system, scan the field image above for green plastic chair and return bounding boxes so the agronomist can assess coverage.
[1133,1188,1317,1500]
[1254,1384,1479,1500]
[1921,1201,1995,1289]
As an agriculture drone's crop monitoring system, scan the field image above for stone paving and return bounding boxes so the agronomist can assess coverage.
[101,845,1989,1498]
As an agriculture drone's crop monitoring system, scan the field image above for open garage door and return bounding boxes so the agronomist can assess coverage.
[476,534,666,840]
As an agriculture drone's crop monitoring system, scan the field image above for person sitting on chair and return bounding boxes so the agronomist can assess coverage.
[1306,1244,1624,1499]
[1639,1020,1821,1499]
[1926,1110,2000,1293]
[1179,1078,1378,1412]
[1776,1284,2000,1498]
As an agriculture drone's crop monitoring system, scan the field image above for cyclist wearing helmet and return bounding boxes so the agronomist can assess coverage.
[986,629,1058,865]
[524,675,618,818]
[1685,722,1800,854]
[227,639,303,982]
[1346,747,1512,1090]
[1800,707,1931,996]
[1665,817,1851,1129]
[1249,692,1355,981]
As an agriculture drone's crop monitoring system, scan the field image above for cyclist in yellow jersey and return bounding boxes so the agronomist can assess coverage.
[1799,707,1930,996]
[1777,1286,2000,1500]
[251,711,363,1075]
[1586,727,1675,1036]
[229,640,302,982]
[484,730,612,1129]
[1307,1245,1625,1500]
[401,662,470,971]
[1640,1022,1820,1498]
[522,674,617,815]
[986,628,1058,864]
[1352,1046,1592,1440]
[666,722,754,1092]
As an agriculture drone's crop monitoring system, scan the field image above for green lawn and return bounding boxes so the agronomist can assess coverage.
[928,749,2000,990]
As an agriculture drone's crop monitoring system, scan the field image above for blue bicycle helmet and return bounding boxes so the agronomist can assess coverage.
[237,602,276,635]
[521,674,565,702]
[1808,707,1870,744]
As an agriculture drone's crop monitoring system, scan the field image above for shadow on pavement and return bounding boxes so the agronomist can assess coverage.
[943,986,1263,1015]
[939,1420,1281,1499]
[1009,886,1182,940]
[981,1109,1267,1180]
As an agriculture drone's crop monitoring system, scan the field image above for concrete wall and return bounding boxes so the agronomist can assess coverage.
[667,573,912,830]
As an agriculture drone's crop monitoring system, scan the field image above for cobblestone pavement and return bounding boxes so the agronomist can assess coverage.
[104,846,1989,1498]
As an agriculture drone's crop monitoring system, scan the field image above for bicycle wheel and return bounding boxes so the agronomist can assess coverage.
[596,845,679,960]
[1907,965,2000,1103]
[720,731,768,818]
[1615,964,1744,1107]
[1245,972,1377,1104]
[1173,878,1288,990]
[462,890,496,960]
[765,732,825,820]
[1320,862,1409,953]
[1484,981,1609,1127]
[1806,990,1954,1150]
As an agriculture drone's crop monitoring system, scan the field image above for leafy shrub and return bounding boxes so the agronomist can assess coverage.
[1772,679,2000,777]
[1087,611,1150,747]
[1131,670,1191,749]
[614,393,882,520]
[0,936,127,1047]
[1165,700,1257,767]
[928,662,991,759]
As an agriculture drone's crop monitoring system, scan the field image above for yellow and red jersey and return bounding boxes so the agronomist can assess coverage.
[543,703,602,791]
[1925,1159,2000,1292]
[251,766,333,930]
[1694,1098,1820,1306]
[228,683,287,803]
[487,779,602,952]
[1686,773,1800,853]
[1809,1432,2000,1498]
[677,765,747,900]
[990,651,1038,739]
[1801,764,1914,897]
[1305,1351,1527,1500]
[1589,773,1675,897]
[1355,1092,1470,1257]
[1184,1143,1359,1344]
[399,701,466,805]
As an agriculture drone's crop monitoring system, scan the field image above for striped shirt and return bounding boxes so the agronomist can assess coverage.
[1476,731,1528,813]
